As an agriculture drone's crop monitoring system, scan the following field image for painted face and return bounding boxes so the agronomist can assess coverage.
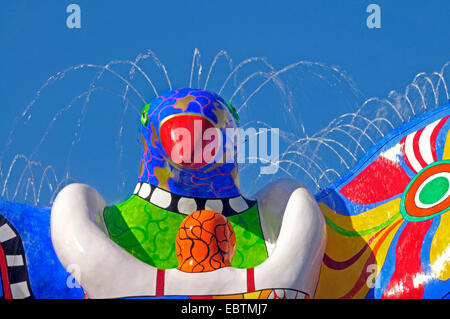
[138,88,241,198]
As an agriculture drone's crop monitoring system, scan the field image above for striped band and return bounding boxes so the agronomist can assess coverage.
[132,182,257,217]
[401,116,449,174]
[0,215,33,299]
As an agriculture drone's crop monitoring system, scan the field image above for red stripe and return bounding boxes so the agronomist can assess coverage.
[324,226,385,270]
[0,244,12,299]
[401,137,417,174]
[382,219,432,299]
[340,157,411,205]
[338,218,403,299]
[412,129,429,169]
[156,269,165,297]
[247,268,255,293]
[430,116,449,162]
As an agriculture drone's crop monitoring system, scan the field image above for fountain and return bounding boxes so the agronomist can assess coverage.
[0,50,448,299]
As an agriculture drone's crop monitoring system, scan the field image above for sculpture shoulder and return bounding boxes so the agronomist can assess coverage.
[254,178,325,255]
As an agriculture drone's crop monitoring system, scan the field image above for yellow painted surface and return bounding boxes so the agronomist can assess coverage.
[430,212,450,281]
[443,129,450,160]
[315,202,404,299]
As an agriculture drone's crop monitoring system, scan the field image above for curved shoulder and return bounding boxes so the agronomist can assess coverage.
[51,181,327,298]
[253,179,327,294]
[51,183,158,298]
[254,179,325,254]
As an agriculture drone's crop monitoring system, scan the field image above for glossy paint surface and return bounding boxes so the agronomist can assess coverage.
[0,200,84,299]
[315,103,450,299]
[138,88,240,198]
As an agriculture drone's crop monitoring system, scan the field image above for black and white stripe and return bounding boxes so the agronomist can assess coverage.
[0,214,34,299]
[133,182,257,217]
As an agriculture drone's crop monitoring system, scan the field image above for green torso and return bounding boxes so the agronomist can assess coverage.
[103,195,268,269]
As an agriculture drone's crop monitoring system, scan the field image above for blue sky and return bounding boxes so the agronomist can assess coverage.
[1,0,449,204]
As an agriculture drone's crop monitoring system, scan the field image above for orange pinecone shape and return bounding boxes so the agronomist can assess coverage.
[176,210,236,273]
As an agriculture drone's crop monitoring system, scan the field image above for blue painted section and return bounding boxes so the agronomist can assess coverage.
[0,268,3,298]
[316,102,450,299]
[0,102,448,299]
[371,221,407,299]
[421,216,450,299]
[140,88,241,198]
[0,199,84,299]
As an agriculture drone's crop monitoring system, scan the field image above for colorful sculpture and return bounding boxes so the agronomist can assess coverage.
[0,201,84,298]
[175,210,236,273]
[315,105,450,299]
[0,88,448,299]
[50,88,326,299]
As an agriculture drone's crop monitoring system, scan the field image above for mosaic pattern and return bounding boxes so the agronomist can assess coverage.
[4,88,448,299]
[139,88,241,199]
[176,210,236,272]
[314,104,450,299]
[132,182,256,216]
[104,89,268,271]
[104,193,268,269]
[0,215,33,299]
[0,200,84,299]
[104,196,185,269]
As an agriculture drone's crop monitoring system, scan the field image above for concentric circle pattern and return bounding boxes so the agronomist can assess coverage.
[401,160,450,221]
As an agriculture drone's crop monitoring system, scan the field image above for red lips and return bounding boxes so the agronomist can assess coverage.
[159,114,219,168]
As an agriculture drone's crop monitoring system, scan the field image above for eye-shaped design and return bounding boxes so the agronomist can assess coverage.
[401,160,450,222]
[140,104,150,126]
[415,172,450,208]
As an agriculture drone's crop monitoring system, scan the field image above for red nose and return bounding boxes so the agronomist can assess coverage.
[159,114,219,168]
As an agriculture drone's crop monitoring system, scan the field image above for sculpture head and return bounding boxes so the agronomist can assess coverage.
[138,88,241,198]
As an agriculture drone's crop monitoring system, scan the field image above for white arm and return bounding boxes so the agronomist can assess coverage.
[51,183,158,298]
[51,181,326,298]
